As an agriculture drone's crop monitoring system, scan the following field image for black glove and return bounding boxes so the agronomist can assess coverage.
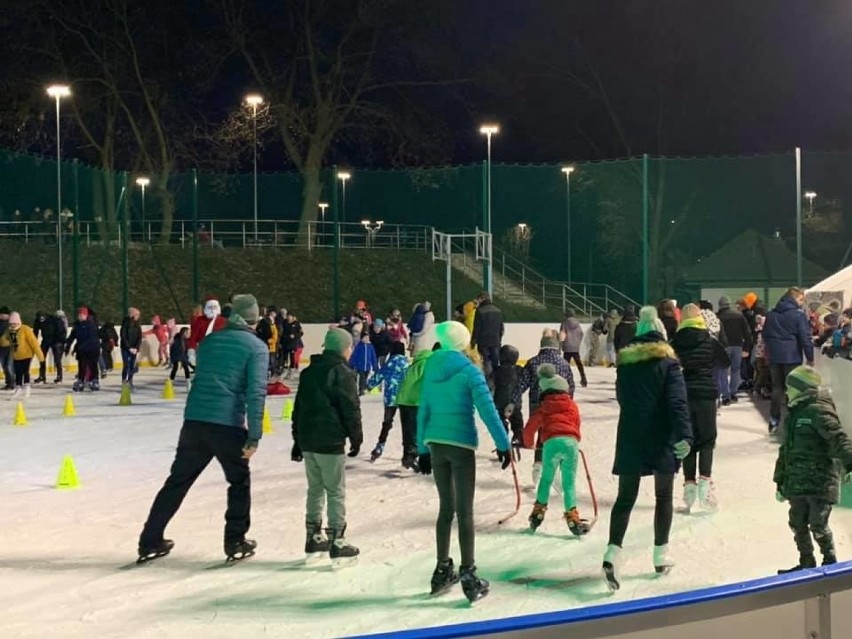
[347,444,361,458]
[496,449,511,470]
[291,444,303,462]
[418,453,432,475]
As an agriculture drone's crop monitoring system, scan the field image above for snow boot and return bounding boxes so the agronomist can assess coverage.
[698,477,718,511]
[653,544,674,575]
[304,522,330,560]
[528,501,547,531]
[602,544,621,592]
[564,507,590,536]
[683,481,698,513]
[327,526,359,568]
[224,538,257,562]
[459,564,489,603]
[778,554,817,574]
[137,539,174,564]
[430,558,460,596]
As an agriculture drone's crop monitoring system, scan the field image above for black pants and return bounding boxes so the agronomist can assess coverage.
[501,408,524,443]
[398,405,418,457]
[788,496,834,560]
[356,371,368,395]
[170,361,192,380]
[479,345,500,379]
[431,443,476,567]
[139,420,251,548]
[39,343,64,380]
[0,347,12,388]
[770,363,799,422]
[77,351,99,382]
[563,351,587,382]
[13,359,31,386]
[683,399,717,481]
[608,473,675,547]
[102,348,114,371]
[282,349,297,370]
[377,406,399,445]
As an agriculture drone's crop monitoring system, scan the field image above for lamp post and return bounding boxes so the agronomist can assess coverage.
[135,177,150,242]
[561,166,575,284]
[338,171,352,230]
[361,219,384,248]
[245,94,263,243]
[479,123,499,296]
[47,84,71,310]
[805,191,817,218]
[318,202,329,246]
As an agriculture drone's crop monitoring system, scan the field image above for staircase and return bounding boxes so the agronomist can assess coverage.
[450,252,546,309]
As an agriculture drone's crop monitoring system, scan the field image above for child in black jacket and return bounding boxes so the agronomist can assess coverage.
[492,344,524,452]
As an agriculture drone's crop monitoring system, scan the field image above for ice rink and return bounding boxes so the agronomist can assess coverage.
[2,364,850,639]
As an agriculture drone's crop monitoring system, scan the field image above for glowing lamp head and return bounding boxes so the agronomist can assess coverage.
[518,223,527,230]
[562,166,575,176]
[47,85,71,99]
[337,171,352,182]
[318,202,329,211]
[245,94,263,107]
[479,124,500,136]
[135,177,150,188]
[805,191,817,200]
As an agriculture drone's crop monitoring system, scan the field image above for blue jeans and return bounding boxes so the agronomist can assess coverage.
[724,346,743,399]
[121,348,137,383]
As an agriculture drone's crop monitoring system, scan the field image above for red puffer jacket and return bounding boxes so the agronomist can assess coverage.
[523,390,581,448]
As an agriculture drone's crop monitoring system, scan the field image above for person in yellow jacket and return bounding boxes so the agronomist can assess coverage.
[7,312,44,398]
[463,299,478,336]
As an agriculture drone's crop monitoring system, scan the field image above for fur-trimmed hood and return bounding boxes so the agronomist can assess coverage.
[617,333,677,365]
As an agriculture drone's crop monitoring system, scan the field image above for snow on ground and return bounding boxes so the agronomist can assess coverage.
[1,365,849,639]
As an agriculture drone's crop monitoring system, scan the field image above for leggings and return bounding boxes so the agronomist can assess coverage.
[682,399,717,481]
[608,473,675,548]
[170,361,193,380]
[563,351,586,381]
[77,352,99,382]
[430,443,476,567]
[13,359,31,386]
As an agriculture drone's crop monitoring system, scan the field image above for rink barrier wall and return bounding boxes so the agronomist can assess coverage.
[347,562,852,639]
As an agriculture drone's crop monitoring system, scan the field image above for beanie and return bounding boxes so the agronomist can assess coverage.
[538,363,570,393]
[786,365,821,406]
[128,307,140,320]
[636,306,663,337]
[743,292,758,309]
[540,328,560,349]
[323,327,353,354]
[718,296,731,310]
[229,294,260,325]
[435,321,470,351]
[8,312,21,327]
[373,318,384,329]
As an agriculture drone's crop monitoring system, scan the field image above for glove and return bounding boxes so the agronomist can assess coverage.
[291,444,303,462]
[347,444,360,458]
[496,449,512,470]
[418,453,432,475]
[776,490,786,503]
[503,403,515,418]
[673,440,690,460]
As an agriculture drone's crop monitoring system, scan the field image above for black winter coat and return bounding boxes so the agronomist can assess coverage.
[66,319,100,355]
[369,328,392,359]
[472,301,504,349]
[613,332,693,475]
[671,327,730,401]
[99,323,119,352]
[717,308,753,351]
[120,317,142,350]
[280,320,304,351]
[292,352,363,454]
[493,364,521,411]
[39,315,66,347]
[614,319,638,352]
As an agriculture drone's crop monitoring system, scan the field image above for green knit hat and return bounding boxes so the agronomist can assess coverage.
[786,365,821,405]
[323,327,353,354]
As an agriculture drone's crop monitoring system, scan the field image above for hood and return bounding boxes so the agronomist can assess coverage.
[424,349,472,383]
[411,349,433,365]
[499,344,519,366]
[538,391,575,415]
[672,326,710,349]
[617,332,676,365]
[774,296,802,314]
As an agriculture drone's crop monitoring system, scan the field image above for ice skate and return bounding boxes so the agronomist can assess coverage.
[401,453,419,472]
[54,375,63,384]
[698,477,718,511]
[304,523,330,562]
[88,380,100,392]
[602,545,621,593]
[23,384,31,398]
[9,386,21,400]
[224,538,257,563]
[683,481,698,513]
[778,554,816,574]
[369,442,384,463]
[564,507,590,537]
[33,376,46,385]
[136,539,174,564]
[430,558,460,596]
[528,501,547,531]
[460,565,489,603]
[653,544,674,575]
[72,380,84,392]
[327,526,359,568]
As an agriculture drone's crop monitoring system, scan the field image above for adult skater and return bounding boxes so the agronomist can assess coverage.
[603,309,620,367]
[671,304,730,512]
[716,296,753,405]
[417,321,511,603]
[290,327,363,565]
[602,306,692,592]
[409,302,435,354]
[120,308,142,390]
[471,292,504,379]
[0,306,13,389]
[137,294,268,564]
[613,305,638,354]
[65,307,101,392]
[34,309,66,384]
[559,310,587,388]
[6,312,44,398]
[187,297,227,365]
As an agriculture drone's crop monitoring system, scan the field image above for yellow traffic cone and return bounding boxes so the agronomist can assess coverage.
[281,398,294,420]
[118,383,133,406]
[12,401,27,426]
[262,407,273,434]
[62,395,76,417]
[55,455,81,490]
[162,379,175,400]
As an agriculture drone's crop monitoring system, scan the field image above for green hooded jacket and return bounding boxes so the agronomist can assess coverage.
[396,349,433,407]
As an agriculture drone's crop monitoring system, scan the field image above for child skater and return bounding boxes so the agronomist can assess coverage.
[349,332,378,396]
[394,342,439,471]
[523,363,589,536]
[367,341,410,462]
[774,365,852,573]
[169,327,193,388]
[492,344,524,454]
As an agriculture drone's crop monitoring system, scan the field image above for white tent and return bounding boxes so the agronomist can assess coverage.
[807,264,852,312]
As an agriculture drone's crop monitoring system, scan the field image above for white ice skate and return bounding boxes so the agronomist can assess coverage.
[683,481,698,514]
[698,477,718,512]
[602,544,621,593]
[654,544,674,576]
[10,386,22,400]
[23,384,31,398]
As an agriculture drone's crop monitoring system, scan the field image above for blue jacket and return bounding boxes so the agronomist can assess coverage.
[349,342,378,373]
[366,354,409,407]
[417,349,511,455]
[763,296,814,365]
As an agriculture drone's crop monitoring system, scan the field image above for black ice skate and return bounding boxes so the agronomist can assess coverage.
[224,538,257,563]
[528,501,547,531]
[401,453,419,472]
[72,380,85,392]
[327,526,359,568]
[136,539,174,564]
[88,380,100,392]
[305,523,330,562]
[460,565,489,603]
[430,558,460,596]
[369,443,384,463]
[778,554,817,574]
[564,508,591,537]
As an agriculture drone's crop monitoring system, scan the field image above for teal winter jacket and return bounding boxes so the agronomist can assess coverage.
[416,349,510,455]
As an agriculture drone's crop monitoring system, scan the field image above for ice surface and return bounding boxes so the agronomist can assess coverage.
[1,366,849,639]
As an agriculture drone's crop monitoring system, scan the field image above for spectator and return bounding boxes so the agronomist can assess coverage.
[471,292,504,379]
[120,308,143,390]
[559,310,587,388]
[614,306,638,354]
[603,309,621,367]
[657,300,678,340]
[717,296,754,405]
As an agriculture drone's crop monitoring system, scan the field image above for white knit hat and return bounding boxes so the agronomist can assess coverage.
[435,321,470,351]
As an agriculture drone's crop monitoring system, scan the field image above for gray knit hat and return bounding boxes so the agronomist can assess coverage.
[229,294,259,325]
[718,296,731,310]
[323,327,353,354]
[538,363,570,393]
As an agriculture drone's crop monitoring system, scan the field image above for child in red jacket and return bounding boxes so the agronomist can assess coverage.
[523,363,588,536]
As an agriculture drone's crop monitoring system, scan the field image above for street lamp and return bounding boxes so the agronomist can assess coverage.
[135,177,150,242]
[337,171,352,225]
[47,84,71,310]
[479,123,499,296]
[805,191,817,217]
[361,219,384,247]
[245,93,263,243]
[561,166,575,283]
[318,201,329,246]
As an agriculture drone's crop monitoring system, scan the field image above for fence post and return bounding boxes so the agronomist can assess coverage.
[307,222,312,252]
[121,171,130,316]
[542,280,546,307]
[86,223,90,247]
[605,288,610,312]
[331,164,340,320]
[274,221,278,248]
[180,222,185,249]
[562,286,566,313]
[210,221,215,246]
[522,267,525,295]
[583,284,588,316]
[242,223,246,248]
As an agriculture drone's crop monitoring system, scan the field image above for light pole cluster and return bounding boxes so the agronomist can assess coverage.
[361,219,384,248]
[47,84,71,310]
[244,94,264,242]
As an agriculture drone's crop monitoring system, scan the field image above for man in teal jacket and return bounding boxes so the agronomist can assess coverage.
[137,294,268,564]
